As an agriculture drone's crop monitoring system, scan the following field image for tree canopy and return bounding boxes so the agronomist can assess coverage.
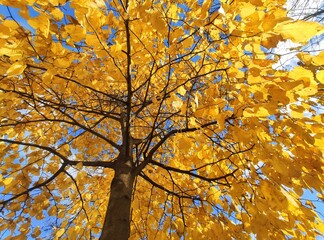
[0,0,323,239]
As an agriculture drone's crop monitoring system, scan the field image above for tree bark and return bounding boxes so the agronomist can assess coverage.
[99,159,134,240]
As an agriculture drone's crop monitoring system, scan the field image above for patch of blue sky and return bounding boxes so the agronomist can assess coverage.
[189,54,201,62]
[243,49,253,57]
[198,0,221,13]
[177,3,190,12]
[0,5,33,32]
[234,14,242,22]
[301,189,324,219]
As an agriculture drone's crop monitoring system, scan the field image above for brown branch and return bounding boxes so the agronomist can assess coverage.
[139,172,202,201]
[68,159,116,169]
[25,64,125,104]
[64,170,90,221]
[0,162,67,211]
[150,160,236,184]
[0,139,116,169]
[0,88,121,150]
[84,15,127,80]
[134,121,218,175]
[124,18,133,157]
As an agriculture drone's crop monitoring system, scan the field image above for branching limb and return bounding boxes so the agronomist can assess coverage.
[150,160,236,184]
[0,139,116,169]
[0,163,66,211]
[139,172,202,201]
[135,121,218,174]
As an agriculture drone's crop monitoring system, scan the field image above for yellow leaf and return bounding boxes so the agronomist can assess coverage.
[174,218,184,235]
[54,57,72,68]
[85,34,102,48]
[95,0,106,8]
[171,98,183,110]
[178,137,192,152]
[169,4,178,19]
[260,181,272,200]
[296,87,317,97]
[67,226,81,237]
[189,117,199,127]
[275,21,324,43]
[314,133,324,151]
[281,188,299,211]
[48,206,56,216]
[315,221,324,234]
[305,200,315,208]
[3,177,13,185]
[0,24,11,39]
[92,80,98,85]
[272,158,288,175]
[243,106,270,118]
[316,70,324,83]
[64,24,85,42]
[51,42,66,56]
[290,109,304,119]
[150,10,166,33]
[62,144,71,155]
[42,68,55,83]
[240,3,256,19]
[312,51,324,66]
[55,228,65,238]
[84,193,92,201]
[32,226,41,238]
[75,162,83,170]
[177,86,186,96]
[6,62,26,76]
[20,222,30,232]
[28,14,50,37]
[288,66,314,86]
[215,112,230,131]
[262,13,277,32]
[51,8,64,21]
[209,187,221,204]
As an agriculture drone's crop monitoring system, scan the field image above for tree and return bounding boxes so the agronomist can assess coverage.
[0,0,323,239]
[288,0,324,22]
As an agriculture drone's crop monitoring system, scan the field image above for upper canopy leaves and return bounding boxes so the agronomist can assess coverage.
[0,0,323,239]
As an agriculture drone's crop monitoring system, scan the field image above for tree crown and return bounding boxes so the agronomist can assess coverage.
[0,0,323,239]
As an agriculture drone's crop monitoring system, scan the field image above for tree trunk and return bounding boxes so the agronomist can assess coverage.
[99,159,134,240]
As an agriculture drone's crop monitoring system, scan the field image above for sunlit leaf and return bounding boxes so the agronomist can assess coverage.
[0,0,322,239]
[275,20,324,43]
[6,62,26,76]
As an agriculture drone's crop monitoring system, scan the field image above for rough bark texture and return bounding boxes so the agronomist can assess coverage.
[99,158,134,240]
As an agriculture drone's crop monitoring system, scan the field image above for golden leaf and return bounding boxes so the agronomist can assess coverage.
[275,20,324,43]
[316,70,324,83]
[177,86,186,96]
[51,8,64,21]
[6,62,26,76]
[3,177,13,185]
[28,14,50,37]
[55,228,65,238]
[243,106,270,118]
[0,0,323,239]
[288,66,314,86]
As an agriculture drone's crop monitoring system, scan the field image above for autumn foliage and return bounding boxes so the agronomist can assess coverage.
[0,0,324,239]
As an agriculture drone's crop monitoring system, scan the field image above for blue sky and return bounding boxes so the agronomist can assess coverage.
[0,0,323,238]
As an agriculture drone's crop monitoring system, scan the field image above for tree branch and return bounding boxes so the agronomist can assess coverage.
[150,160,236,184]
[134,121,218,175]
[0,162,66,211]
[139,172,202,201]
[0,139,116,169]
